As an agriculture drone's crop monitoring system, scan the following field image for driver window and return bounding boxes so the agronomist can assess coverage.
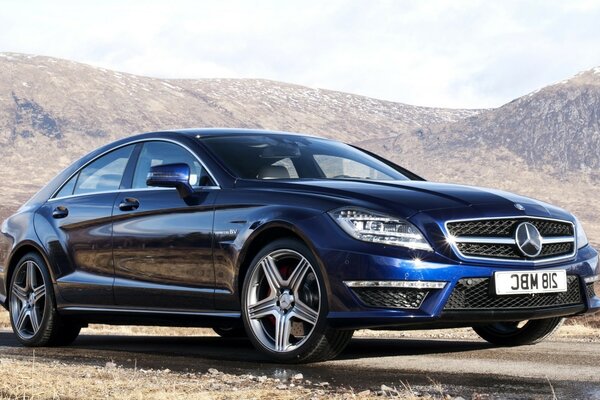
[132,141,208,189]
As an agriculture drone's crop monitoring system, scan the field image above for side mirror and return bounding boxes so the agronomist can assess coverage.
[146,163,193,198]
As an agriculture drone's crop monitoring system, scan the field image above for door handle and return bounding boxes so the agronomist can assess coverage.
[119,197,140,211]
[52,206,69,219]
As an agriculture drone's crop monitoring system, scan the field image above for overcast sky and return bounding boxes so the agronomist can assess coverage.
[2,0,600,108]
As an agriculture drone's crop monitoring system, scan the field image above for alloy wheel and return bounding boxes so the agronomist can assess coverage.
[10,260,47,339]
[246,249,321,353]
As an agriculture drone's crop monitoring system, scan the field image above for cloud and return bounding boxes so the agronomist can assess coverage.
[1,0,600,108]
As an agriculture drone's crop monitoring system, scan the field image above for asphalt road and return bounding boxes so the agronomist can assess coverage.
[0,331,599,399]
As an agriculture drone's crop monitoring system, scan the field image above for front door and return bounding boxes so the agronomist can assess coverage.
[111,141,217,310]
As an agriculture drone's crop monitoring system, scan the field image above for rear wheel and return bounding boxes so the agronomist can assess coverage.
[241,239,353,363]
[473,317,564,346]
[9,252,81,347]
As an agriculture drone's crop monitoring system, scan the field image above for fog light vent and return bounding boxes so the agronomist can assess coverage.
[350,287,429,309]
[586,283,596,299]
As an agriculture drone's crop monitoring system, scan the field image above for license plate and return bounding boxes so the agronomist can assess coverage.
[494,270,567,295]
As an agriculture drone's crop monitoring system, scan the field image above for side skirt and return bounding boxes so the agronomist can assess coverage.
[58,306,241,328]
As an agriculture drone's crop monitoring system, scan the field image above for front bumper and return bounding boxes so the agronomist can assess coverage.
[320,243,599,330]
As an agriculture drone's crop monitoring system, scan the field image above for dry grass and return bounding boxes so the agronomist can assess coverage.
[0,355,390,400]
[0,308,597,399]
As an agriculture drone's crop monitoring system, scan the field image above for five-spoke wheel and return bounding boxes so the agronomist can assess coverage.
[242,239,353,363]
[10,260,47,340]
[9,253,81,346]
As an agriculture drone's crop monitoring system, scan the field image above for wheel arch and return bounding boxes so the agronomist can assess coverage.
[236,221,332,301]
[5,241,56,305]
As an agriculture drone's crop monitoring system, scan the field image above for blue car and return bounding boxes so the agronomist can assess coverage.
[0,129,598,363]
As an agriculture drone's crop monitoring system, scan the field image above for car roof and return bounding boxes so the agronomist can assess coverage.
[147,128,325,139]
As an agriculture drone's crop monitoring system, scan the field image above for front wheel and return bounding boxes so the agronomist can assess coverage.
[9,252,81,347]
[473,317,564,346]
[241,239,353,363]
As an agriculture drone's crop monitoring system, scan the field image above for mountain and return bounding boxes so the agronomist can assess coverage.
[429,66,600,174]
[0,53,598,245]
[357,66,600,246]
[0,52,479,210]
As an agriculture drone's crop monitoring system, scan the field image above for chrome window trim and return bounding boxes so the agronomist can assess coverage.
[48,186,221,203]
[49,138,221,201]
[443,216,577,265]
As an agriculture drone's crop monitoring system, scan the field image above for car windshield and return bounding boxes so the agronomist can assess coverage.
[200,135,409,181]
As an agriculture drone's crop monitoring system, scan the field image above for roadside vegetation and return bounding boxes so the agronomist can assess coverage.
[0,286,598,400]
[0,354,458,400]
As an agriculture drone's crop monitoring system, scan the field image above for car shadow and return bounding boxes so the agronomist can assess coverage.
[0,330,492,365]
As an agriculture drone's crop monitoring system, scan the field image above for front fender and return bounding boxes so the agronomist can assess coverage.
[212,200,327,310]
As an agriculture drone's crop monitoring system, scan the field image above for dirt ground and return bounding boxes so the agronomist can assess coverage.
[0,307,598,399]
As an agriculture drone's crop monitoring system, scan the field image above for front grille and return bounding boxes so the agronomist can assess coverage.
[456,242,575,260]
[586,283,597,299]
[457,243,520,259]
[446,217,575,262]
[351,287,429,309]
[448,219,515,237]
[444,275,582,310]
[540,242,574,257]
[447,219,573,237]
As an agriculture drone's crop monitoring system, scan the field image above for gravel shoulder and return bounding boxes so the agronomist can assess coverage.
[0,310,599,399]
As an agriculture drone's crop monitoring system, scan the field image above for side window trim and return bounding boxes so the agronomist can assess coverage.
[120,143,143,190]
[50,138,221,201]
[131,141,215,189]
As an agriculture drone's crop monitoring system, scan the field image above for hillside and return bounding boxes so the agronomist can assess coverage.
[358,66,600,245]
[428,66,600,174]
[0,52,479,211]
[0,52,598,245]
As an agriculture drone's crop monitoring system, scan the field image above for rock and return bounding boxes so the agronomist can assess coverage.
[380,384,399,396]
[105,361,117,369]
[208,368,219,375]
[292,373,304,380]
[276,384,288,390]
[357,389,371,396]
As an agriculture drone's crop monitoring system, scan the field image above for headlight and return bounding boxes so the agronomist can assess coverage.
[328,208,433,251]
[574,216,589,249]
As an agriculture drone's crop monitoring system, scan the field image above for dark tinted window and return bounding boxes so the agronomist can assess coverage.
[132,141,209,189]
[55,174,77,198]
[201,135,408,181]
[72,145,134,195]
[313,154,394,180]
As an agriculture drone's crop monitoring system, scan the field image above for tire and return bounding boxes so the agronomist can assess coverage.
[473,317,564,346]
[241,238,353,363]
[9,252,81,347]
[213,326,247,338]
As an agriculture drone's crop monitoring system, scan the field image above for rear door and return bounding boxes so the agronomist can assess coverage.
[37,144,135,306]
[112,140,218,310]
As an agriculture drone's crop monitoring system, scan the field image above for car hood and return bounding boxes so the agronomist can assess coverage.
[243,179,572,220]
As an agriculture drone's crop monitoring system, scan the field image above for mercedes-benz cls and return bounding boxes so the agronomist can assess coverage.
[1,129,598,362]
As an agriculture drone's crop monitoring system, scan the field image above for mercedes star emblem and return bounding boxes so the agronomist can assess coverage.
[515,222,543,257]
